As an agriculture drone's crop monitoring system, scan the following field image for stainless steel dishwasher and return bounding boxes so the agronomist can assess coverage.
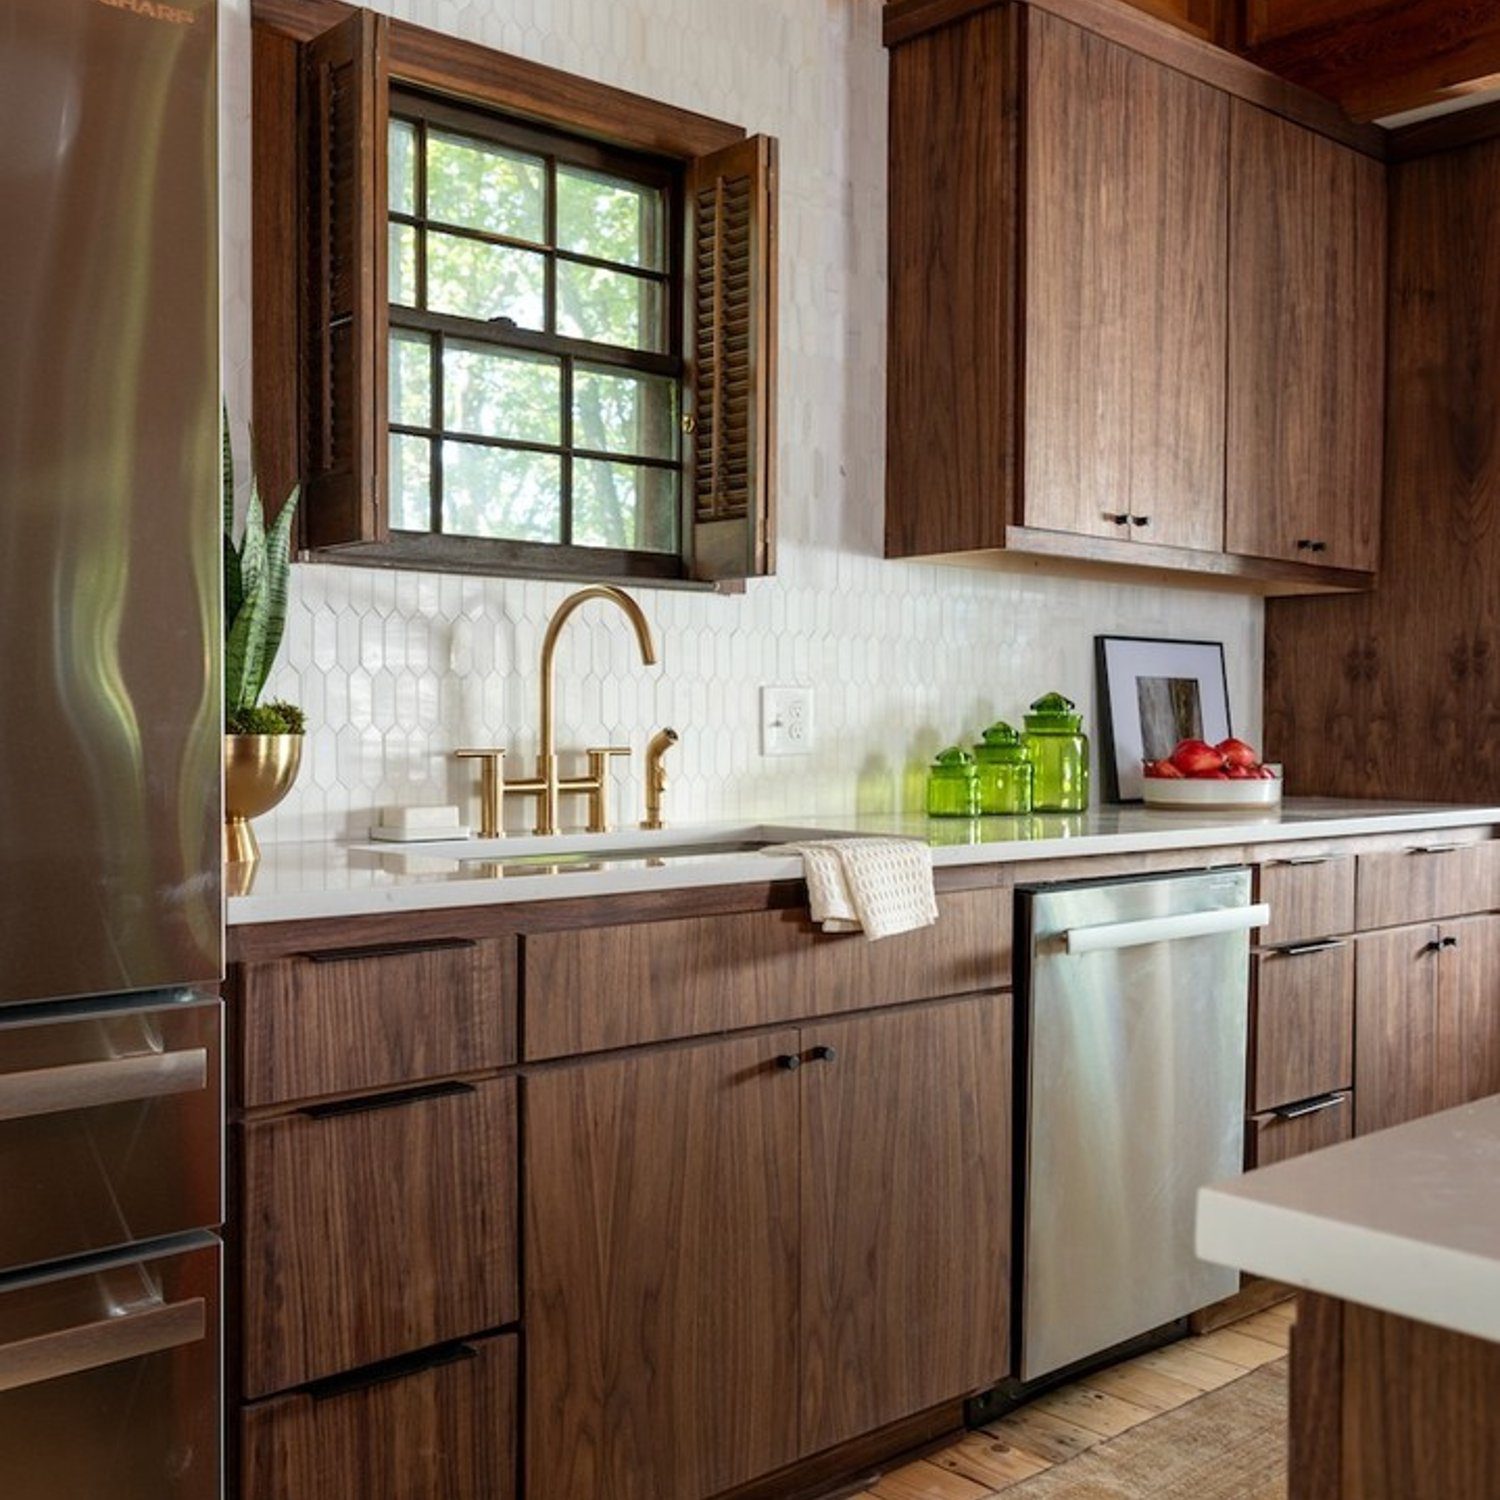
[1017,868,1267,1381]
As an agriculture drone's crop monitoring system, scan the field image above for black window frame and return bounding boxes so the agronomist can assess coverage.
[383,87,690,583]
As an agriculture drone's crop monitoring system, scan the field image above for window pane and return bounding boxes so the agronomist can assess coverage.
[427,231,545,328]
[574,458,679,553]
[390,433,432,531]
[557,166,665,270]
[573,366,677,460]
[556,262,665,352]
[428,129,544,242]
[390,119,417,215]
[443,342,560,445]
[442,440,562,543]
[390,221,418,307]
[390,330,432,428]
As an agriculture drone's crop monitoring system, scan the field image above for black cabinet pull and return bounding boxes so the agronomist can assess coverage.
[1296,539,1313,550]
[1311,541,1328,553]
[1273,1093,1347,1122]
[303,937,476,964]
[1130,515,1150,527]
[1442,935,1461,950]
[299,1080,476,1120]
[1108,513,1130,526]
[775,1054,801,1072]
[1273,938,1347,958]
[307,1340,478,1402]
[809,1045,838,1064]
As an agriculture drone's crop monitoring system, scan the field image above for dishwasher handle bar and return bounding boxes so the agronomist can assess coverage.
[1065,903,1270,955]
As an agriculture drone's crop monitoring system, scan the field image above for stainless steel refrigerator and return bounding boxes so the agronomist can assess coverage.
[0,0,223,1494]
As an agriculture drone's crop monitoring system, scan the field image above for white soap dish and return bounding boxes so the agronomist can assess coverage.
[368,824,471,843]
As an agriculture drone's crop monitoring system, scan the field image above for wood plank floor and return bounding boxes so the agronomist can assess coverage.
[850,1300,1293,1499]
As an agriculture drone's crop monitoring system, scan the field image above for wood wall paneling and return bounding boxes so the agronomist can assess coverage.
[1264,138,1500,801]
[886,6,1019,558]
[1226,101,1386,573]
[798,995,1012,1453]
[1022,10,1229,552]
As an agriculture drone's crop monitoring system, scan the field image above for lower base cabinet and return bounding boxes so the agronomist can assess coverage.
[523,993,1012,1500]
[241,1333,518,1500]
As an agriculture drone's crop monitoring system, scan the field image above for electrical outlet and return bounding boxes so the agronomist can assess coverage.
[761,686,814,757]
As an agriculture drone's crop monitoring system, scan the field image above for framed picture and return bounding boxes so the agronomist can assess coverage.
[1096,636,1232,803]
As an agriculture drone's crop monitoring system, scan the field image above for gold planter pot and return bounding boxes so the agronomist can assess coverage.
[224,733,303,864]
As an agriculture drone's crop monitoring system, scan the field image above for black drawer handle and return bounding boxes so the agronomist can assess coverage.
[1268,855,1331,868]
[809,1045,837,1064]
[299,1080,476,1120]
[1408,845,1460,856]
[775,1054,801,1072]
[302,938,477,964]
[307,1340,478,1403]
[1273,1093,1347,1122]
[1108,513,1130,526]
[1271,939,1347,958]
[1129,514,1150,527]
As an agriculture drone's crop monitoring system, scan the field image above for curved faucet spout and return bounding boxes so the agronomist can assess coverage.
[538,586,659,834]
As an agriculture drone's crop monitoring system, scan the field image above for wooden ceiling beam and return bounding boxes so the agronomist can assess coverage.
[1241,0,1500,121]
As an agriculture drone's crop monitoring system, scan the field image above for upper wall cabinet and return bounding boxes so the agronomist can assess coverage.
[252,0,778,587]
[1226,103,1386,573]
[884,0,1388,595]
[1024,11,1228,554]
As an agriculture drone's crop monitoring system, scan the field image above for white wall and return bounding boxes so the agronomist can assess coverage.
[221,0,1263,840]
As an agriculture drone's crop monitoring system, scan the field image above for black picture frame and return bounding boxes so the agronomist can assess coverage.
[1095,635,1234,804]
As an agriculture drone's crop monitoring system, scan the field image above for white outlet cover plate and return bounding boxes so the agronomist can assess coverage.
[761,685,814,757]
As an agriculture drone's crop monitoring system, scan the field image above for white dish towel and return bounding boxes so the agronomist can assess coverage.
[767,838,939,939]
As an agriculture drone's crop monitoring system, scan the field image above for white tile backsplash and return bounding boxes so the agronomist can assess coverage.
[220,0,1263,842]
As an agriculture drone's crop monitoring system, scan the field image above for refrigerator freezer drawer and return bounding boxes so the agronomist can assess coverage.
[0,995,221,1275]
[0,1236,219,1500]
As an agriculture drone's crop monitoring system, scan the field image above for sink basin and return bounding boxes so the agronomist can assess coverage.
[356,824,812,868]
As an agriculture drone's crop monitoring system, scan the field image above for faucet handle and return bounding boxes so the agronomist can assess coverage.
[454,748,506,839]
[583,748,631,835]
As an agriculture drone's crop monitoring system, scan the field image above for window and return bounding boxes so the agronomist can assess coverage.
[277,6,778,585]
[386,95,685,568]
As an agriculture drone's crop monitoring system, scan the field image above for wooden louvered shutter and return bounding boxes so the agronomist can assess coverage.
[686,135,779,582]
[302,11,389,548]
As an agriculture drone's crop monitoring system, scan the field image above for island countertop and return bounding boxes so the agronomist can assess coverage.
[1198,1095,1500,1344]
[225,798,1500,925]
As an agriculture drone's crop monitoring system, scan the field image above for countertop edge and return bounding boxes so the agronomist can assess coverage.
[226,803,1500,926]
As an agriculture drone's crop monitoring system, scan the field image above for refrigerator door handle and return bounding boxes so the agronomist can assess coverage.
[0,1297,206,1393]
[1065,903,1271,955]
[0,1049,209,1124]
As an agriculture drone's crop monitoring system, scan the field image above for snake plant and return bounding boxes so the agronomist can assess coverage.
[223,413,303,733]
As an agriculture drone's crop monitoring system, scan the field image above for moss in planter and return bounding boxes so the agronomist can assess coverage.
[226,700,306,736]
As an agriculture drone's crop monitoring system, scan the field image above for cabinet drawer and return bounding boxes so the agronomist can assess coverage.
[522,887,1010,1059]
[1257,854,1355,946]
[1251,941,1354,1113]
[1356,839,1500,931]
[240,1078,517,1398]
[1249,1093,1352,1167]
[242,1333,517,1500]
[237,937,515,1107]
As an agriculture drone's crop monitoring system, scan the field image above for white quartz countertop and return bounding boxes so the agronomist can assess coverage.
[1197,1096,1500,1343]
[225,798,1500,925]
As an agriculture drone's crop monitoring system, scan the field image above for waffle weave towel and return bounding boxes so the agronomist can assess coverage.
[767,837,939,939]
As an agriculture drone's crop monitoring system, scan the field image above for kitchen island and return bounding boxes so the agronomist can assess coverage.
[1198,1096,1500,1500]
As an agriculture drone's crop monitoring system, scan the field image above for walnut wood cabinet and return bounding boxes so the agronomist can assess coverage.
[524,992,1012,1500]
[1226,101,1386,572]
[885,0,1386,595]
[1355,915,1500,1135]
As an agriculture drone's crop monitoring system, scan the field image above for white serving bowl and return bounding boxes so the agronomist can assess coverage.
[1142,776,1283,811]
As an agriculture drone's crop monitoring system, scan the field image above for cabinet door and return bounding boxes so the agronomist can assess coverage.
[799,995,1011,1454]
[1227,103,1385,571]
[1355,926,1441,1135]
[524,1032,800,1500]
[1023,11,1228,552]
[1440,914,1500,1109]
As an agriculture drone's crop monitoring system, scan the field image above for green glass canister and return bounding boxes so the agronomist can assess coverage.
[927,747,981,818]
[973,722,1034,815]
[1022,692,1091,813]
